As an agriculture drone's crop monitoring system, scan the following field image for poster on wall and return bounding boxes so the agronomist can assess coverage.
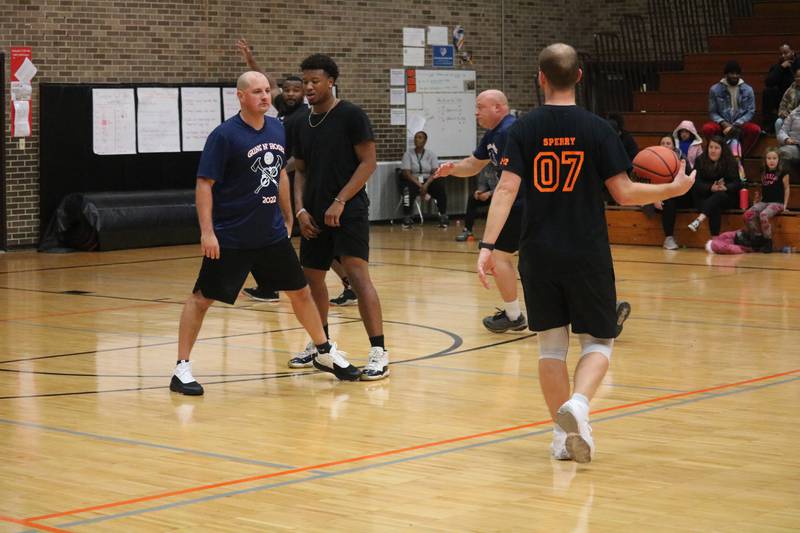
[92,88,137,155]
[136,88,180,153]
[10,46,35,138]
[181,87,222,151]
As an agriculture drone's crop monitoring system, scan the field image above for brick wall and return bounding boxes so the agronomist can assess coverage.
[1,0,647,247]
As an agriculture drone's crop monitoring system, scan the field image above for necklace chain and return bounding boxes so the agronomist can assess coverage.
[308,99,339,128]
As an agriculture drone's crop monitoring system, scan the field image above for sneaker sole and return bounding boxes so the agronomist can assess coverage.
[243,294,280,303]
[288,360,314,369]
[482,320,528,333]
[360,368,390,381]
[556,407,592,464]
[312,358,362,381]
[330,300,358,307]
[616,302,631,327]
[169,381,204,396]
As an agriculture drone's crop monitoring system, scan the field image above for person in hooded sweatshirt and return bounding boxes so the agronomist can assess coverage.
[653,121,704,250]
[701,60,760,160]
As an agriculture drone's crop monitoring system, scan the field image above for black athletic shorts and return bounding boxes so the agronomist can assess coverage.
[193,239,307,305]
[519,266,618,339]
[495,204,523,254]
[300,216,370,270]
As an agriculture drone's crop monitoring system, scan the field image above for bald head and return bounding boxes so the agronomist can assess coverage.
[539,43,579,90]
[475,89,509,129]
[237,71,268,91]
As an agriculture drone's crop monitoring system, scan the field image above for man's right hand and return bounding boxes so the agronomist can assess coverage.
[298,211,321,239]
[201,232,220,260]
[474,190,490,201]
[434,162,455,178]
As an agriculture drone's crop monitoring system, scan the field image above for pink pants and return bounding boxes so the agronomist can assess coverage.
[743,202,783,238]
[708,231,754,254]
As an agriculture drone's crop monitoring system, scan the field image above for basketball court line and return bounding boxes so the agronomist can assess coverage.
[18,367,798,526]
[50,374,800,531]
[0,301,167,323]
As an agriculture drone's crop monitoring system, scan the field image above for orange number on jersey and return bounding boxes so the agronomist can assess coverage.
[533,151,585,193]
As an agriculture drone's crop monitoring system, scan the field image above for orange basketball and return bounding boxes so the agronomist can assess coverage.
[632,146,680,183]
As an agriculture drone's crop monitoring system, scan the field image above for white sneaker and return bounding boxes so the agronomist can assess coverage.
[288,341,317,369]
[687,219,701,232]
[551,424,571,461]
[663,236,679,250]
[556,398,594,464]
[705,240,715,254]
[361,346,390,381]
[170,360,204,395]
[313,342,362,381]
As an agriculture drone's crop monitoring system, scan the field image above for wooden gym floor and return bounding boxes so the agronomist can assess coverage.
[0,223,798,532]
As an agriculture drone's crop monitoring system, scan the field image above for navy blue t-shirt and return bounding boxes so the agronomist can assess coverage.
[474,114,521,204]
[197,114,288,249]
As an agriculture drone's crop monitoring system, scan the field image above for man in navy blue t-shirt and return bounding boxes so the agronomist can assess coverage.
[435,90,527,335]
[171,71,361,396]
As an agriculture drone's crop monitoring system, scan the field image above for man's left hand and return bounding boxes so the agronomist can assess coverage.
[477,248,495,289]
[324,201,345,227]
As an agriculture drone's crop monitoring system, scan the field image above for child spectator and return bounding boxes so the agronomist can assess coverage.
[705,228,762,254]
[671,120,704,169]
[688,136,742,236]
[659,135,681,158]
[743,147,791,253]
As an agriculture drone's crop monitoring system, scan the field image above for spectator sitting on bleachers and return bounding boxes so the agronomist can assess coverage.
[743,147,791,253]
[702,60,760,161]
[777,102,800,167]
[775,67,800,134]
[608,113,639,160]
[454,165,497,242]
[763,44,800,133]
[672,120,704,168]
[688,135,742,236]
[654,126,701,250]
[400,130,448,229]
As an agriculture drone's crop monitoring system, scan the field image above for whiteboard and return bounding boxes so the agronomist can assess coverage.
[406,70,476,158]
[136,88,180,153]
[92,88,136,155]
[181,87,222,151]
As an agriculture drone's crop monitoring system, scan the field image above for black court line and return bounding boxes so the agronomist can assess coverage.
[0,254,199,275]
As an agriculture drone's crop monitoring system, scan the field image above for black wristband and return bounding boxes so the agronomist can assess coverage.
[478,241,495,250]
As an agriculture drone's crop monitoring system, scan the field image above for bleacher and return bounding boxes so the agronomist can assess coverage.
[599,0,800,249]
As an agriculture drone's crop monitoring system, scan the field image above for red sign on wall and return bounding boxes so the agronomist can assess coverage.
[10,46,33,137]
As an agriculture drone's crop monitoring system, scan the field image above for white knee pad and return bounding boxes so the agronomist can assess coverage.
[538,326,570,361]
[578,334,613,360]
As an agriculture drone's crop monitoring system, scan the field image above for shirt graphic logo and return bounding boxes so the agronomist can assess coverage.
[250,151,283,194]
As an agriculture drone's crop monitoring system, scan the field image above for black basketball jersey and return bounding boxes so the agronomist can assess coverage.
[501,105,631,277]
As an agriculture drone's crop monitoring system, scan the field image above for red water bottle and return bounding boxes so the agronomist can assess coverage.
[739,187,749,209]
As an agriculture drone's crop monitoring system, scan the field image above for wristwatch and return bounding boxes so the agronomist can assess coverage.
[478,241,495,250]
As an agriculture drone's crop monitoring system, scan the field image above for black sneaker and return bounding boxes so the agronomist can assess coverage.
[401,217,414,229]
[455,229,474,242]
[312,343,362,381]
[616,301,631,336]
[170,361,204,395]
[330,288,358,306]
[482,309,527,333]
[243,287,279,302]
[439,214,449,228]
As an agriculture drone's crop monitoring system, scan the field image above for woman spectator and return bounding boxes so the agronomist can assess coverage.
[399,131,448,229]
[687,136,742,236]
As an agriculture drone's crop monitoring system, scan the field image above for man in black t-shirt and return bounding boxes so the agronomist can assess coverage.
[478,44,695,463]
[291,54,390,381]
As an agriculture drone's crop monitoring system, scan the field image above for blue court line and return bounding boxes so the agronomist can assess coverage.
[51,375,800,529]
[400,362,686,393]
[0,417,321,473]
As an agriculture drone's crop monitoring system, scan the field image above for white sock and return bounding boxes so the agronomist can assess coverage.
[571,393,589,408]
[504,300,521,320]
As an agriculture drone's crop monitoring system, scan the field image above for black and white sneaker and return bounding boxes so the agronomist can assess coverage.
[361,347,390,381]
[401,217,414,229]
[330,288,358,306]
[482,309,527,333]
[170,361,204,395]
[243,287,280,302]
[288,341,317,369]
[615,301,631,336]
[313,343,362,381]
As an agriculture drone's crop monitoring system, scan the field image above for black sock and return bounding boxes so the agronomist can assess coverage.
[341,277,350,290]
[369,335,385,349]
[176,359,189,365]
[316,341,332,354]
[323,324,329,339]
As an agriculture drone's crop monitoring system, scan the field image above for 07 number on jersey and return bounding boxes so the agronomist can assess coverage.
[533,151,584,193]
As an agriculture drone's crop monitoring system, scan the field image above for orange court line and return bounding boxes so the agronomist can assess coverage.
[24,367,800,523]
[0,514,71,532]
[0,302,166,323]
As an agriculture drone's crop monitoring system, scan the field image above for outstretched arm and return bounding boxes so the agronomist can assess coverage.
[434,155,489,178]
[235,38,280,99]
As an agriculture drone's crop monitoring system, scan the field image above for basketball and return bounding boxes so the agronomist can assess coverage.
[632,146,680,183]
